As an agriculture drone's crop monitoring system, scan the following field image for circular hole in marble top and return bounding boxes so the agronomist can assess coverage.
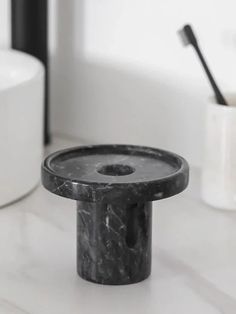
[97,164,135,176]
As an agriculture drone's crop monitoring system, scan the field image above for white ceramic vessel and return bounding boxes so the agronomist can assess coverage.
[0,49,44,207]
[202,94,236,210]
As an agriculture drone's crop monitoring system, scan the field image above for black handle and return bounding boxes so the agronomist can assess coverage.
[195,44,228,106]
[11,0,50,144]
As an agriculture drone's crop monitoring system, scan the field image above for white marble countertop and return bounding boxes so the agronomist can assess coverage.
[0,136,235,314]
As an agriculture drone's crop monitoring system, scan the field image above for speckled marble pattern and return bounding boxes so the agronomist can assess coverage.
[42,145,189,285]
[42,145,189,203]
[42,144,189,285]
[77,201,152,285]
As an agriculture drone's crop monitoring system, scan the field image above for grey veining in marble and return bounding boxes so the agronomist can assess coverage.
[77,201,152,285]
[42,144,189,285]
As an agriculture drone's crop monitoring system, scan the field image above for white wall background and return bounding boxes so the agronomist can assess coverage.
[0,0,236,167]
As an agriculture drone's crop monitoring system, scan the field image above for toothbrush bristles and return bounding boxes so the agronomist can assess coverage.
[178,28,190,46]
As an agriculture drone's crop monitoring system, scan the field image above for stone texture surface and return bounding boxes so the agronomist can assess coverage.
[77,201,152,285]
[42,144,189,204]
[42,144,189,285]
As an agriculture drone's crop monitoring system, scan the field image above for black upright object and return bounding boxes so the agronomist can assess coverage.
[42,144,189,285]
[11,0,50,145]
[179,24,228,106]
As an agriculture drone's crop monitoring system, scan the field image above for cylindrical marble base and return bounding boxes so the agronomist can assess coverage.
[77,201,152,285]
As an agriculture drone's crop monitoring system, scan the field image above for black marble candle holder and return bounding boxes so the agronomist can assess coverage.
[42,145,189,285]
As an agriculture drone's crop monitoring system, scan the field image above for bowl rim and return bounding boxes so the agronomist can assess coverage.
[0,49,44,93]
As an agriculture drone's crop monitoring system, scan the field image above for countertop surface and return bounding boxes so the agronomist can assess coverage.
[0,137,235,314]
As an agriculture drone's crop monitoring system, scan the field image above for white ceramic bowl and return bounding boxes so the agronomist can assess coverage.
[202,94,236,210]
[0,49,44,207]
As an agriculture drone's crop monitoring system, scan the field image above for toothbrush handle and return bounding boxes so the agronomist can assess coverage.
[195,45,227,106]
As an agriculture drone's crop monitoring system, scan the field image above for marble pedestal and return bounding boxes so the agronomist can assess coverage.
[42,144,189,285]
[77,201,152,285]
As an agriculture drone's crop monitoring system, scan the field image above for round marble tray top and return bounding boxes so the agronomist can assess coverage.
[42,145,189,203]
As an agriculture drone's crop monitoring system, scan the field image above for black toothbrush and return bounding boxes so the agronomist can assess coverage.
[178,24,228,106]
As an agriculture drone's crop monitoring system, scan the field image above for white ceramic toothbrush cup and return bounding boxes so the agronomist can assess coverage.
[202,94,236,210]
[0,49,44,207]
